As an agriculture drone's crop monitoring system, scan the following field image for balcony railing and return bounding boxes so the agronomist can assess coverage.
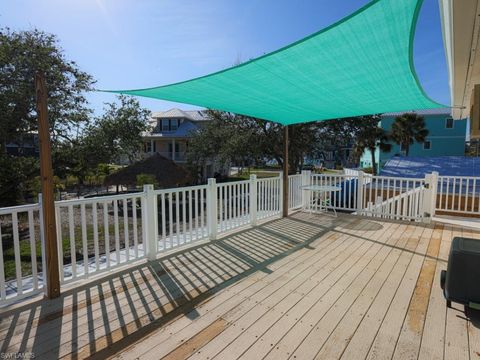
[0,169,469,306]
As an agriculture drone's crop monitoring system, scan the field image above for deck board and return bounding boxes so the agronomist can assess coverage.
[444,226,470,360]
[193,217,389,360]
[0,212,479,360]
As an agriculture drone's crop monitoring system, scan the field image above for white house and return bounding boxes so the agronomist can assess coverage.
[142,108,228,180]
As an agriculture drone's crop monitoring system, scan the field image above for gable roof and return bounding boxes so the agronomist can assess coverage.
[380,156,480,178]
[151,108,209,121]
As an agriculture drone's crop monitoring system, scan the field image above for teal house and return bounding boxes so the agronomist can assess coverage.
[359,108,467,171]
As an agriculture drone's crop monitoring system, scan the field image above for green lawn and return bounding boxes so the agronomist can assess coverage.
[234,169,281,180]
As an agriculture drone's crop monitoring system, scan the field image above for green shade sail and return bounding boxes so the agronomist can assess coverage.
[110,0,444,125]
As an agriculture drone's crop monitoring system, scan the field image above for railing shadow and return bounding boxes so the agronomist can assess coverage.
[0,213,351,359]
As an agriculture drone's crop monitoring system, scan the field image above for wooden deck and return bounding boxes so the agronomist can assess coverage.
[1,212,479,360]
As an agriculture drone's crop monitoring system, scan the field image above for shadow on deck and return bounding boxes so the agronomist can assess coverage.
[4,213,478,360]
[0,213,373,359]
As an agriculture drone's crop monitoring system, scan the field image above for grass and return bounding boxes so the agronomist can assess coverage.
[233,169,281,180]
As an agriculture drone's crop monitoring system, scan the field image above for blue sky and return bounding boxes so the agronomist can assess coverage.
[1,0,449,115]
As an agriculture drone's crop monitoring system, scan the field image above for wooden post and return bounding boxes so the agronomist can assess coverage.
[35,72,61,299]
[283,125,289,217]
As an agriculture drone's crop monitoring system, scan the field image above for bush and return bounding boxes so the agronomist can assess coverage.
[136,173,157,187]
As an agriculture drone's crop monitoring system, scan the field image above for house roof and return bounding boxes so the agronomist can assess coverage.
[151,108,209,121]
[380,156,480,178]
[144,120,199,138]
[381,108,452,117]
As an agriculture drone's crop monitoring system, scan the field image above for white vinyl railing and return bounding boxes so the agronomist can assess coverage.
[257,177,281,220]
[0,203,45,304]
[0,175,290,305]
[288,174,303,210]
[217,180,251,233]
[9,169,475,305]
[361,176,425,213]
[54,192,145,284]
[305,172,427,222]
[152,185,209,253]
[436,175,480,215]
[310,173,359,211]
[362,184,426,221]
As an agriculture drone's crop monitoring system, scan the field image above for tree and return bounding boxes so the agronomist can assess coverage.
[54,95,150,186]
[390,113,429,156]
[0,28,94,150]
[0,28,94,205]
[351,115,391,175]
[186,111,255,179]
[187,111,320,177]
[84,95,150,164]
[0,156,39,206]
[314,117,365,167]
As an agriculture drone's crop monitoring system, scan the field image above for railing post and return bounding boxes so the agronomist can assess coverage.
[207,178,218,240]
[431,172,439,219]
[357,171,365,215]
[279,172,284,216]
[143,184,157,260]
[301,170,311,209]
[250,174,257,225]
[423,172,438,222]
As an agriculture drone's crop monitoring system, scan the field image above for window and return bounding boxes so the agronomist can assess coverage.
[145,142,152,153]
[423,140,431,150]
[171,119,178,131]
[162,119,170,131]
[445,117,454,129]
[160,119,179,131]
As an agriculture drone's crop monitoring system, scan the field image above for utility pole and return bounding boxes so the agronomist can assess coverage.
[35,72,61,299]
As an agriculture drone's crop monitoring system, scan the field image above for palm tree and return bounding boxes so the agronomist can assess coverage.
[352,115,391,175]
[390,113,429,156]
